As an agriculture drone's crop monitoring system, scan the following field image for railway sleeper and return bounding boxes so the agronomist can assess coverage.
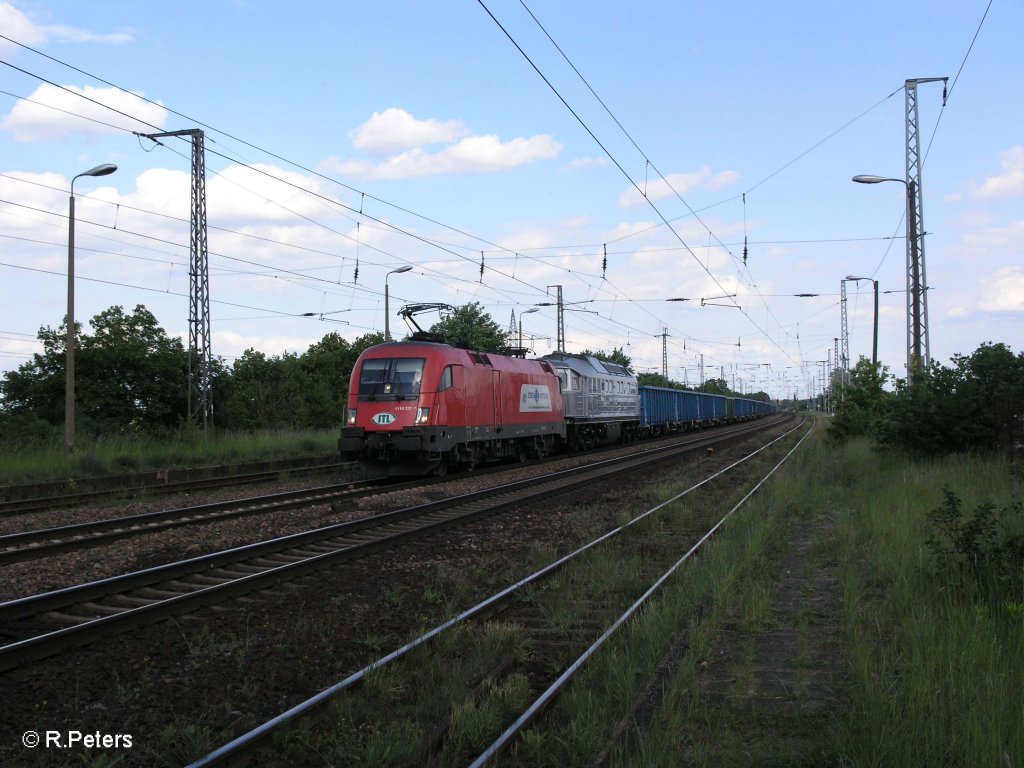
[133,586,191,600]
[162,579,213,592]
[299,543,344,554]
[262,552,311,563]
[214,566,268,578]
[188,573,236,585]
[76,601,130,617]
[244,557,291,569]
[103,594,161,608]
[43,610,106,625]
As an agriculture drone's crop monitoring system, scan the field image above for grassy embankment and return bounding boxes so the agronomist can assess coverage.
[0,428,339,485]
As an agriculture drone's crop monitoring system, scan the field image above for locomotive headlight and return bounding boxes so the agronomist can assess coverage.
[415,407,430,425]
[346,408,357,425]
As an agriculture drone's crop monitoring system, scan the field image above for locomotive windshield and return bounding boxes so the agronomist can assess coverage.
[359,358,425,399]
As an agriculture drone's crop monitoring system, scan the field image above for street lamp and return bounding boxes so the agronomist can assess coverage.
[66,163,117,453]
[518,307,538,349]
[845,275,879,368]
[852,174,924,377]
[384,265,413,341]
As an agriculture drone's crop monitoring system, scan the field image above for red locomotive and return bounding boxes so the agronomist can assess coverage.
[339,340,565,475]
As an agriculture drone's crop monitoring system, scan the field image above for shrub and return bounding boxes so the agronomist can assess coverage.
[925,488,1024,606]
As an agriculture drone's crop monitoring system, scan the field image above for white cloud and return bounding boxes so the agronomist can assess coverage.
[566,156,611,171]
[973,146,1024,201]
[618,166,740,208]
[708,169,742,190]
[0,2,45,48]
[326,133,562,180]
[979,266,1024,312]
[0,3,131,53]
[323,108,564,180]
[605,221,659,242]
[1,83,166,141]
[348,108,467,154]
[38,23,133,45]
[206,163,334,223]
[215,330,319,360]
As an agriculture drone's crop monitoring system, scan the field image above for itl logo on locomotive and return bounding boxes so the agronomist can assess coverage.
[371,412,397,425]
[519,385,552,412]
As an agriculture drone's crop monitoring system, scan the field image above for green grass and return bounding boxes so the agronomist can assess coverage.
[0,427,339,485]
[836,444,1023,766]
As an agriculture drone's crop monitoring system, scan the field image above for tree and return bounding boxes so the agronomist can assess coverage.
[215,331,386,431]
[217,349,308,430]
[78,305,188,432]
[580,347,633,372]
[828,358,891,442]
[696,377,730,395]
[428,303,507,351]
[879,342,1024,455]
[637,372,684,389]
[0,305,188,436]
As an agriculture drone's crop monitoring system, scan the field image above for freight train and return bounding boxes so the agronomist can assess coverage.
[338,339,775,475]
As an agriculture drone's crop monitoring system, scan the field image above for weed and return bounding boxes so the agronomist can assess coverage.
[77,755,125,768]
[926,488,1024,605]
[358,630,396,656]
[364,663,406,702]
[150,717,216,767]
[443,674,531,762]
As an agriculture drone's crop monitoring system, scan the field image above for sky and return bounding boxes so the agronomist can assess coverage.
[0,0,1020,401]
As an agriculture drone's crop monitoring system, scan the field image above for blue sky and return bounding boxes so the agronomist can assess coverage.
[1,0,1019,400]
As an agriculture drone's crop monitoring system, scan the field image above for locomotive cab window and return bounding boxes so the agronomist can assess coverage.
[439,365,455,391]
[358,358,426,399]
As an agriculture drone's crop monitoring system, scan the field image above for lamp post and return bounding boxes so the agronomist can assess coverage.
[852,174,923,377]
[845,275,879,368]
[518,307,538,348]
[384,265,412,341]
[66,163,117,453]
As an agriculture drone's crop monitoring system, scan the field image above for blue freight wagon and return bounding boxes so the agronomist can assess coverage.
[639,385,701,433]
[639,386,727,432]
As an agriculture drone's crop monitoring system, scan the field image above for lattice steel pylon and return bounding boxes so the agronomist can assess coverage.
[904,77,946,374]
[144,129,212,429]
[840,279,850,382]
[547,285,565,352]
[658,327,669,378]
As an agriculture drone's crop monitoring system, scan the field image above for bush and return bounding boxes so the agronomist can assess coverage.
[925,488,1024,606]
[0,409,59,449]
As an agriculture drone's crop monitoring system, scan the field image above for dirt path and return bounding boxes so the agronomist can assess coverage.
[680,508,849,765]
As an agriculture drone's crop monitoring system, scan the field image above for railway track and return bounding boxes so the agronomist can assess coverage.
[0,416,786,674]
[0,476,401,565]
[0,460,351,517]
